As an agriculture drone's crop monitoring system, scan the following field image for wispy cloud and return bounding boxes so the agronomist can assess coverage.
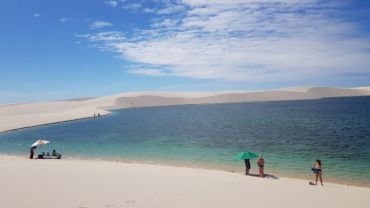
[80,0,370,82]
[156,4,186,14]
[89,20,113,29]
[129,68,167,76]
[77,31,125,42]
[122,3,141,10]
[106,0,118,8]
[59,17,70,22]
[143,8,156,13]
[33,13,41,17]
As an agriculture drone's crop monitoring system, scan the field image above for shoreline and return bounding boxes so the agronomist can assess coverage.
[2,154,369,189]
[0,112,110,133]
[1,154,369,208]
[2,153,369,188]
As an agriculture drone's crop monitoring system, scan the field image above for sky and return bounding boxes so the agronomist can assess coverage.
[0,0,370,103]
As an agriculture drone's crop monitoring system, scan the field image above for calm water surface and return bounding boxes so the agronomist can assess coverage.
[1,97,370,186]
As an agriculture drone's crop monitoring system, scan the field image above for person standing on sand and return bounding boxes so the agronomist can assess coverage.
[29,146,36,159]
[257,155,265,177]
[244,159,251,175]
[312,159,323,186]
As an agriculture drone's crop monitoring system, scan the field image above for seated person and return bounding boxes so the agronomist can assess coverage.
[52,150,62,159]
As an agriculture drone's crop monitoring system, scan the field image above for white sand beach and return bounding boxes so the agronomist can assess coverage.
[1,87,370,132]
[0,155,369,208]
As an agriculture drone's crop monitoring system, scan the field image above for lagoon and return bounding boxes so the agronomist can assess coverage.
[1,96,370,186]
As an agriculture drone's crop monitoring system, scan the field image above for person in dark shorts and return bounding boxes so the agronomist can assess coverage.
[312,159,323,185]
[29,146,37,159]
[244,159,251,175]
[257,155,265,177]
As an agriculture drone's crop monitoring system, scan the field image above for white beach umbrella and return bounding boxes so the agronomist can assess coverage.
[31,139,50,147]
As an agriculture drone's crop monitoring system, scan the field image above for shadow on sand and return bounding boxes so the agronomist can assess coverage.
[247,173,279,179]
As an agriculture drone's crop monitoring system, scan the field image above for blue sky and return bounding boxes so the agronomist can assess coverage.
[1,0,370,103]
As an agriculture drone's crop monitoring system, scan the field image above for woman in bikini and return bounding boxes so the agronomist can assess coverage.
[257,155,265,178]
[312,159,323,185]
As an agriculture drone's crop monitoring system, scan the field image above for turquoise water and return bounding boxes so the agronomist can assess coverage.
[1,97,370,186]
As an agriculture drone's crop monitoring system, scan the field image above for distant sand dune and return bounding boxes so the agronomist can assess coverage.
[109,91,312,109]
[307,87,369,98]
[109,87,370,109]
[1,87,370,132]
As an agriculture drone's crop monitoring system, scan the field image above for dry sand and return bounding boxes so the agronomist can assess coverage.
[1,155,369,208]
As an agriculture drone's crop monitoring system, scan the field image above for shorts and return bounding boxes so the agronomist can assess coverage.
[312,168,321,174]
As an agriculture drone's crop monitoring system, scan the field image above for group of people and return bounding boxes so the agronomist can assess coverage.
[243,155,324,186]
[29,147,61,159]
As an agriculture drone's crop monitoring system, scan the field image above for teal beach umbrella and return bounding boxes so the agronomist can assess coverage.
[234,151,259,160]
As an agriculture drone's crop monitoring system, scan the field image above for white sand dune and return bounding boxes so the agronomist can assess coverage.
[352,86,370,91]
[0,155,369,208]
[0,86,369,132]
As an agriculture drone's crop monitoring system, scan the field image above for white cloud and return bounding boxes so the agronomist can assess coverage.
[157,5,186,14]
[122,3,141,10]
[78,31,125,42]
[106,0,118,8]
[89,20,113,29]
[129,69,168,76]
[143,8,156,13]
[152,19,179,28]
[33,13,41,17]
[81,0,370,82]
[59,17,70,22]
